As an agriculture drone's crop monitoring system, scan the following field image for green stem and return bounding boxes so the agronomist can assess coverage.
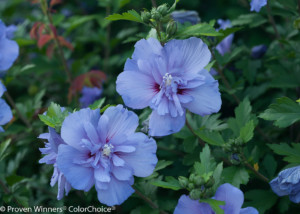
[210,48,240,104]
[104,4,111,72]
[185,118,206,147]
[241,154,269,183]
[40,0,72,83]
[133,186,168,214]
[4,92,32,129]
[151,0,157,7]
[266,2,280,40]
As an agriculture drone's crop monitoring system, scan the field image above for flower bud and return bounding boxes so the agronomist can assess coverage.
[141,11,151,24]
[166,21,177,37]
[189,189,202,200]
[205,188,214,197]
[151,8,162,21]
[189,173,196,182]
[178,176,189,188]
[205,177,215,188]
[157,4,168,16]
[194,176,205,186]
[188,183,195,190]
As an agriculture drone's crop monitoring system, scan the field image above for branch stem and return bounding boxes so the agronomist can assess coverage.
[151,0,157,7]
[185,119,205,147]
[241,154,269,183]
[133,187,168,214]
[4,92,32,129]
[266,2,280,40]
[104,4,111,72]
[210,49,240,104]
[41,0,72,83]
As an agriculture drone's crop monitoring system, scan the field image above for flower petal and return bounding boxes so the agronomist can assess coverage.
[250,0,267,12]
[132,38,162,61]
[61,108,100,150]
[214,183,244,214]
[112,154,125,167]
[96,176,134,206]
[119,133,157,177]
[94,166,111,182]
[165,37,211,75]
[103,105,139,140]
[270,177,289,196]
[149,110,186,137]
[174,195,213,214]
[0,98,13,126]
[183,70,221,116]
[0,82,6,97]
[0,38,19,71]
[112,166,133,181]
[116,70,157,109]
[240,207,259,214]
[57,145,94,191]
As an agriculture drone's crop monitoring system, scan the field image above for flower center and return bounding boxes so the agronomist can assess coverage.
[151,73,185,117]
[102,144,114,157]
[162,73,173,87]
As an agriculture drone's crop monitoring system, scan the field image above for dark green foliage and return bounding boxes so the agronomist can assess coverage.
[1,0,300,213]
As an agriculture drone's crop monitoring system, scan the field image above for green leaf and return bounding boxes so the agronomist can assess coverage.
[228,98,253,137]
[194,145,217,174]
[231,14,267,28]
[217,27,242,42]
[263,155,277,178]
[239,120,255,143]
[151,176,182,191]
[168,0,180,13]
[194,129,225,146]
[204,60,216,71]
[20,64,36,72]
[223,166,249,188]
[212,162,223,190]
[183,137,198,153]
[5,174,25,186]
[199,199,225,214]
[0,139,11,161]
[38,102,69,130]
[268,143,300,164]
[235,98,252,125]
[89,97,106,110]
[154,160,173,172]
[244,190,277,213]
[100,104,114,113]
[67,15,102,33]
[196,114,228,131]
[106,9,143,23]
[259,97,300,128]
[175,23,223,39]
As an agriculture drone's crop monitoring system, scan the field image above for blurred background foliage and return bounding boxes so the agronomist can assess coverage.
[0,0,300,213]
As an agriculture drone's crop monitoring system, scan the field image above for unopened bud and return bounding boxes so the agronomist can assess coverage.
[157,4,168,16]
[178,176,189,188]
[166,21,177,37]
[151,8,162,21]
[141,11,151,23]
[205,177,215,188]
[188,183,195,190]
[189,173,196,182]
[190,189,201,200]
[194,176,205,186]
